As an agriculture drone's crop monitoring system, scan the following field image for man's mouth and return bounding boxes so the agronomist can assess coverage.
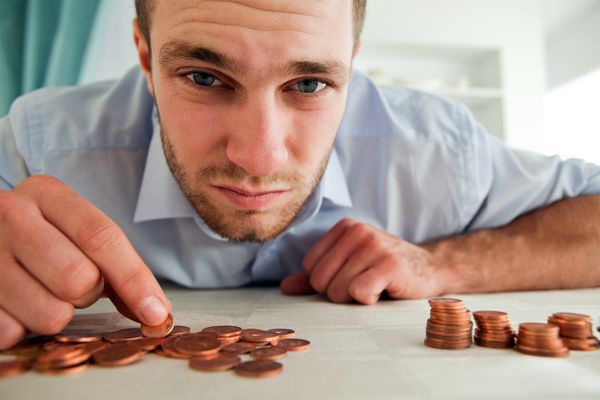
[213,185,287,211]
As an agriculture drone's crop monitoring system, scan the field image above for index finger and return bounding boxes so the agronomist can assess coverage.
[18,175,171,326]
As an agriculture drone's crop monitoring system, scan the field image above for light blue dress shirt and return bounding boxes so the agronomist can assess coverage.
[2,67,600,288]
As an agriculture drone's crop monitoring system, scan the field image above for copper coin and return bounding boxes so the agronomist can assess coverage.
[103,328,145,343]
[2,335,54,356]
[268,329,295,339]
[202,326,243,338]
[235,360,283,378]
[167,325,191,337]
[172,334,221,357]
[189,353,242,372]
[519,323,560,337]
[92,343,143,367]
[55,332,102,343]
[0,359,30,378]
[219,336,241,345]
[141,313,174,338]
[515,344,569,358]
[241,330,280,343]
[36,345,90,368]
[551,312,593,323]
[131,337,164,352]
[159,336,193,359]
[424,337,472,350]
[273,338,310,351]
[250,347,287,361]
[220,342,257,355]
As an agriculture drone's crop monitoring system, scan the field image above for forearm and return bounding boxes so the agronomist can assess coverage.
[425,195,600,294]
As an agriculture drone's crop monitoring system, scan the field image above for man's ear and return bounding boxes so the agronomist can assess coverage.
[132,18,155,97]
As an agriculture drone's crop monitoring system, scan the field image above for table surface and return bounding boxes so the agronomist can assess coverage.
[2,286,600,400]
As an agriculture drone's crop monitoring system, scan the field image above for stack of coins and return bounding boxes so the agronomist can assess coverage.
[424,298,473,350]
[515,322,569,357]
[473,311,515,348]
[547,312,599,351]
[0,315,310,379]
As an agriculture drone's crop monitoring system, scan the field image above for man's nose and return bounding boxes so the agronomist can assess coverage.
[225,94,289,177]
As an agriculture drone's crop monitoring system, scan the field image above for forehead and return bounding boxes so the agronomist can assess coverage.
[150,0,354,68]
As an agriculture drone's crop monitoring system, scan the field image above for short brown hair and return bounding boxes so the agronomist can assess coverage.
[135,0,367,47]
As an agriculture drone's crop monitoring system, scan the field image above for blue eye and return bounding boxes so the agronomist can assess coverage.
[296,79,326,93]
[188,72,222,87]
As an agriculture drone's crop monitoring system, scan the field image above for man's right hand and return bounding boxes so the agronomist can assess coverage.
[0,174,171,349]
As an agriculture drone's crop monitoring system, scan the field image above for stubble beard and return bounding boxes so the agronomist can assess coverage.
[159,124,334,243]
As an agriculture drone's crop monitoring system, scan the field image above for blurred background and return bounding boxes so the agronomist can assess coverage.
[1,0,599,163]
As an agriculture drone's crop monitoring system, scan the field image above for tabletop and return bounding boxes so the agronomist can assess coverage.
[2,285,600,400]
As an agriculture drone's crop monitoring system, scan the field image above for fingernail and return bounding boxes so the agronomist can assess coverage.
[139,295,168,325]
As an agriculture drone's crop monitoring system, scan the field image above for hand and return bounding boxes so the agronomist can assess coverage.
[280,218,451,304]
[0,175,171,349]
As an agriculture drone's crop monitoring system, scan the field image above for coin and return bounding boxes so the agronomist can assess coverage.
[202,326,242,338]
[516,322,569,357]
[241,329,280,343]
[168,325,191,337]
[425,298,472,350]
[141,313,174,338]
[473,310,515,349]
[189,353,242,372]
[171,333,221,357]
[35,345,91,369]
[268,328,295,339]
[273,339,310,351]
[220,342,257,355]
[0,359,30,378]
[103,328,145,343]
[55,332,103,343]
[37,362,90,376]
[235,360,283,378]
[92,343,143,367]
[250,347,287,360]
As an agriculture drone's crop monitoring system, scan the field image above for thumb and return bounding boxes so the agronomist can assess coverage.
[280,272,317,296]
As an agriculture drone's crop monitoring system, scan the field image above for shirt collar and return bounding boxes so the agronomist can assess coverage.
[133,109,353,237]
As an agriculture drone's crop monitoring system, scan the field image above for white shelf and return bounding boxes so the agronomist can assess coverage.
[403,85,503,107]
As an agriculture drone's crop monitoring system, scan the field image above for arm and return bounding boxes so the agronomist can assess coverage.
[427,194,600,294]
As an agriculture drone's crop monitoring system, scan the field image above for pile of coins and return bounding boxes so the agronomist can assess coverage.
[424,298,473,350]
[473,311,515,348]
[425,297,599,358]
[515,323,569,357]
[548,312,598,351]
[0,314,310,379]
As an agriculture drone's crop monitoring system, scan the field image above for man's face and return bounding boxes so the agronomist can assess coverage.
[135,0,355,242]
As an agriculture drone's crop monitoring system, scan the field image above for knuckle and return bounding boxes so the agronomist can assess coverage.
[349,222,371,238]
[60,260,101,301]
[77,221,122,254]
[337,218,355,230]
[0,191,23,225]
[348,282,370,305]
[309,273,326,294]
[33,303,74,335]
[116,268,147,293]
[0,321,26,351]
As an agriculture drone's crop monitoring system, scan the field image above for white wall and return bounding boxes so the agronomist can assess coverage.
[546,3,600,89]
[358,0,547,151]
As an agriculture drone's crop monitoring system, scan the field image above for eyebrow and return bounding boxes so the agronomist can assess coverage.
[159,40,350,82]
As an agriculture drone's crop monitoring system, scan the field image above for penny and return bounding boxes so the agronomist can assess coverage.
[103,328,145,343]
[130,337,164,352]
[250,347,287,361]
[220,342,257,355]
[0,359,30,378]
[268,329,295,339]
[472,309,515,349]
[241,330,279,343]
[141,313,174,338]
[55,332,103,343]
[189,353,242,372]
[172,333,221,357]
[202,326,243,338]
[1,336,54,356]
[168,325,191,337]
[36,345,90,369]
[235,360,283,378]
[92,343,143,367]
[273,338,310,351]
[159,336,192,359]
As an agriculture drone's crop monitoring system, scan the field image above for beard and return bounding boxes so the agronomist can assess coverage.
[159,122,334,243]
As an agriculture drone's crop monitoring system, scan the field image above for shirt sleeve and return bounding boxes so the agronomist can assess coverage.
[458,105,600,231]
[0,116,29,190]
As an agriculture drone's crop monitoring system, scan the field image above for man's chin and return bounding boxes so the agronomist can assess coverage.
[202,212,293,243]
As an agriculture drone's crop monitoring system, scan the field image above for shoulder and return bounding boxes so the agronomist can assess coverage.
[8,67,154,170]
[339,70,478,147]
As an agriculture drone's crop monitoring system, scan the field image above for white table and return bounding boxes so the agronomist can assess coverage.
[2,286,600,400]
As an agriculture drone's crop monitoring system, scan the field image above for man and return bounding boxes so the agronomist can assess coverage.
[1,0,600,350]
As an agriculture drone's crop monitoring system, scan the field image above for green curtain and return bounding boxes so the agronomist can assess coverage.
[0,0,100,116]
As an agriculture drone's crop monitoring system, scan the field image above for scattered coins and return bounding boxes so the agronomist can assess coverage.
[0,315,309,379]
[424,298,473,350]
[425,298,599,358]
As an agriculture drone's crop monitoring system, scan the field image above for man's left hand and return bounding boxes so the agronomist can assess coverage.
[280,218,452,304]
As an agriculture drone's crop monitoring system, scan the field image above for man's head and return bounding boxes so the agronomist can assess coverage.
[132,0,365,242]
